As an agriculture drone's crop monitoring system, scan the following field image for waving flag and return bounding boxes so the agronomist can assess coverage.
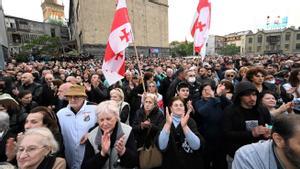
[191,0,211,60]
[102,0,133,85]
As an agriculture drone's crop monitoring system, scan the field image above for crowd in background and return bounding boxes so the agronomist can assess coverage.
[0,54,300,169]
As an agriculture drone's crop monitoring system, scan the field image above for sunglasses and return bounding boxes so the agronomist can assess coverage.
[227,75,234,77]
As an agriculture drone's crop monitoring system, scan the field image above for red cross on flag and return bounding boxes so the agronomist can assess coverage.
[102,0,133,86]
[191,0,211,60]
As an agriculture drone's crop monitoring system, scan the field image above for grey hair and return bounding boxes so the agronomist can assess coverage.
[0,112,9,132]
[96,100,120,121]
[18,127,59,154]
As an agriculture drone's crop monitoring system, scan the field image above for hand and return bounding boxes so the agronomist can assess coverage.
[181,111,190,129]
[216,84,226,96]
[186,100,194,114]
[12,88,19,96]
[115,135,126,156]
[165,107,172,127]
[251,126,269,137]
[141,120,151,129]
[84,82,91,91]
[80,133,88,145]
[278,102,292,113]
[101,132,111,156]
[6,138,16,161]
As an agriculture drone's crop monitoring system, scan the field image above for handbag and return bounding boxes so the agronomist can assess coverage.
[139,144,162,169]
[138,125,162,169]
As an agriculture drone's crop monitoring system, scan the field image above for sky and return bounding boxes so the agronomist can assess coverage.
[2,0,300,42]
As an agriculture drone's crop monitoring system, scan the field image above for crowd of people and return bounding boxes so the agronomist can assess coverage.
[0,54,300,169]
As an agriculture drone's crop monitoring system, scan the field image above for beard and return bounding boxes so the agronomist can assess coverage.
[283,142,300,168]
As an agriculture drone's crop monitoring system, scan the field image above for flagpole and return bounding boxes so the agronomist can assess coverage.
[132,41,146,92]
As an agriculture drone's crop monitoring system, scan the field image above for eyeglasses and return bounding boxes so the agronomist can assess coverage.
[17,145,47,155]
[226,75,234,77]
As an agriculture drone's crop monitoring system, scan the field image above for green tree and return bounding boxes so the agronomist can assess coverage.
[20,35,62,57]
[219,44,240,56]
[170,41,193,57]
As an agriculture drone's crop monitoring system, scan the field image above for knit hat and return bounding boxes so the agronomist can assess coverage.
[65,85,87,97]
[233,81,258,103]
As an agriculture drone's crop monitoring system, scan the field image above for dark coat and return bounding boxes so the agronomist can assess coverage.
[156,118,204,169]
[132,107,164,148]
[86,84,108,104]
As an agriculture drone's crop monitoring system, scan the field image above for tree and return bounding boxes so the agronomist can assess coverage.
[170,41,193,57]
[219,44,240,56]
[20,35,62,57]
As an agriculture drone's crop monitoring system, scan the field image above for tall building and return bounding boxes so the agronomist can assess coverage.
[245,27,300,55]
[0,0,8,69]
[41,0,65,23]
[5,15,69,55]
[69,0,169,57]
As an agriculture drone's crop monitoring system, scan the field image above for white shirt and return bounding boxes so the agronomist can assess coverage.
[57,101,97,169]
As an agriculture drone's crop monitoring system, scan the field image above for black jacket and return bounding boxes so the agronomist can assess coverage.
[132,107,164,148]
[156,118,204,169]
[222,104,271,157]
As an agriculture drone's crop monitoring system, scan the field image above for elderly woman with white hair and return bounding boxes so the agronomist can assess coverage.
[16,127,66,169]
[132,93,164,150]
[110,88,130,125]
[81,100,138,169]
[0,112,13,162]
[224,69,239,87]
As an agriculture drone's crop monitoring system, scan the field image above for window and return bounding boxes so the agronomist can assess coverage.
[248,47,252,52]
[297,34,300,40]
[248,38,253,43]
[296,43,300,50]
[257,46,261,52]
[51,28,56,37]
[285,33,291,41]
[285,44,289,51]
[257,36,262,43]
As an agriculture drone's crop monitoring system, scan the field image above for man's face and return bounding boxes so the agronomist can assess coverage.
[240,92,257,108]
[283,130,300,168]
[21,73,32,85]
[199,68,208,77]
[267,65,276,74]
[67,96,85,111]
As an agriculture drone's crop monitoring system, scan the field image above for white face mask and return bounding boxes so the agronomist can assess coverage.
[188,77,196,83]
[265,80,275,84]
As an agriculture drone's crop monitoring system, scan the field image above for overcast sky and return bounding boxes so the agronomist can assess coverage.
[2,0,300,42]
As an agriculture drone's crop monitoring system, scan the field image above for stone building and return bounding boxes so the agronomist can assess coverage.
[5,15,69,55]
[245,27,300,55]
[206,35,225,56]
[69,0,169,57]
[41,0,65,23]
[0,0,8,69]
[224,30,252,55]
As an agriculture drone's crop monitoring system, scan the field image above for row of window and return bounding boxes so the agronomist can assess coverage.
[248,33,300,43]
[248,43,300,52]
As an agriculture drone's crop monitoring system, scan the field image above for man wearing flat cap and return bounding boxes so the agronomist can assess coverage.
[57,84,97,169]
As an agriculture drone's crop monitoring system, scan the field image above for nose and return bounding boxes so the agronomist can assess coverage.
[24,122,31,130]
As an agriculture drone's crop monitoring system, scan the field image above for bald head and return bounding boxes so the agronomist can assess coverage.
[21,73,34,85]
[57,82,73,100]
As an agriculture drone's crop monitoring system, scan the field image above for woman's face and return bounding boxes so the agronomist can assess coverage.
[252,72,264,85]
[147,83,156,93]
[262,93,276,108]
[17,135,50,169]
[98,113,118,134]
[170,99,185,116]
[110,92,122,102]
[144,97,155,113]
[24,112,45,130]
[21,93,32,105]
[225,73,235,81]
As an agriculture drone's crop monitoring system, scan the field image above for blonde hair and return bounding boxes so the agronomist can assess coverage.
[224,69,237,77]
[144,93,158,105]
[18,127,59,154]
[110,88,125,102]
[96,100,120,121]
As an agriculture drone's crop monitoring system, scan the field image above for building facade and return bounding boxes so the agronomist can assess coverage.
[0,0,7,69]
[5,15,69,55]
[245,27,300,55]
[41,0,65,23]
[224,30,252,55]
[206,35,225,56]
[69,0,169,57]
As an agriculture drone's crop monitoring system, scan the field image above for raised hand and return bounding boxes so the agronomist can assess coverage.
[6,138,16,161]
[165,107,172,126]
[181,111,190,129]
[115,134,126,156]
[216,83,226,96]
[101,132,111,156]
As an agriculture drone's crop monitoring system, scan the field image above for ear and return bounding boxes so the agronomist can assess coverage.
[272,133,286,148]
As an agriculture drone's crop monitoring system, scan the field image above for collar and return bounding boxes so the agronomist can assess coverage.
[67,100,87,114]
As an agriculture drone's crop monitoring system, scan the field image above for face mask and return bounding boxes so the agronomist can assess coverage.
[265,80,275,84]
[188,77,196,83]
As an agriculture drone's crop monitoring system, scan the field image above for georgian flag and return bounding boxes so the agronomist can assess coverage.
[102,0,133,86]
[191,0,211,60]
